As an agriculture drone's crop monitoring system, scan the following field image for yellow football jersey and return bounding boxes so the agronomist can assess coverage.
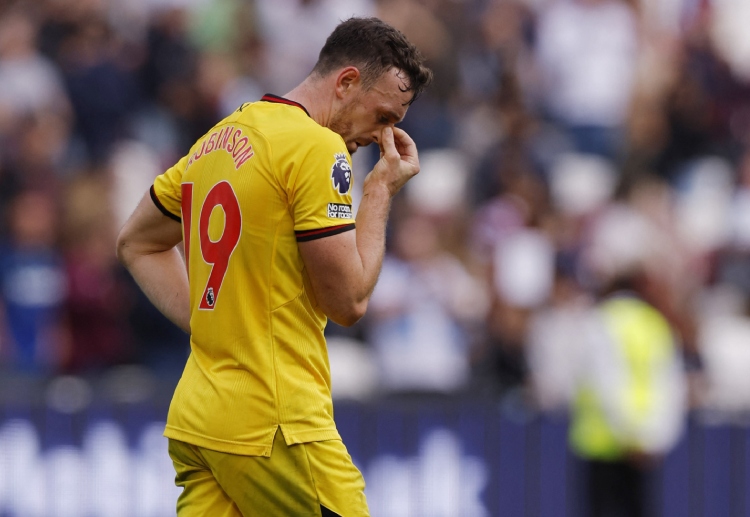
[151,94,356,456]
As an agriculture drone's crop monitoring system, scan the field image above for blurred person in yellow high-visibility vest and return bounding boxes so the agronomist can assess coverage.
[571,208,688,516]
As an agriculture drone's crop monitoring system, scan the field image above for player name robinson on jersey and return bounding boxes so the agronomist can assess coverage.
[186,125,255,171]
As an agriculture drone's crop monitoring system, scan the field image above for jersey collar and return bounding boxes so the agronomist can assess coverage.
[260,94,310,117]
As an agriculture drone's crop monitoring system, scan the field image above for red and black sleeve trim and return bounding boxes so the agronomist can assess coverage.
[150,185,181,223]
[260,94,311,118]
[296,223,355,242]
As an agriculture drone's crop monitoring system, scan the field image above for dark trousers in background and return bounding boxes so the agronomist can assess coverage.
[587,460,653,517]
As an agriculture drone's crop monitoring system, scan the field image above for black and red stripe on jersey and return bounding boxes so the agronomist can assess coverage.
[295,223,355,242]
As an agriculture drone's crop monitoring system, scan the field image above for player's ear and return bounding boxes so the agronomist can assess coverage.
[335,67,361,99]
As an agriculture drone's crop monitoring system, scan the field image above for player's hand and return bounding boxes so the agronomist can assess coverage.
[365,126,419,197]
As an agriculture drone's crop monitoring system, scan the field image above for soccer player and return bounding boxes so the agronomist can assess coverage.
[116,17,432,517]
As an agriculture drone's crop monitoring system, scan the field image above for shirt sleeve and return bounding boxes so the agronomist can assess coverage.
[151,154,188,222]
[290,135,356,242]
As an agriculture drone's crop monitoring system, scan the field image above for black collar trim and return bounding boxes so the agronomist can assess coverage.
[260,94,310,117]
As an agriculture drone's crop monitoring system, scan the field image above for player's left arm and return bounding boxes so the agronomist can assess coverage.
[116,191,190,333]
[299,127,418,327]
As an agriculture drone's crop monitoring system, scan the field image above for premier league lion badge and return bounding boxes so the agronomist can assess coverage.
[330,153,352,195]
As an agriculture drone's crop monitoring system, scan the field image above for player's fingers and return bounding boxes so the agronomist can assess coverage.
[392,127,415,150]
[392,127,417,158]
[380,126,399,162]
[392,127,419,168]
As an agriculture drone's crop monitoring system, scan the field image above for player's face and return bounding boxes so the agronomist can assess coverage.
[329,68,412,154]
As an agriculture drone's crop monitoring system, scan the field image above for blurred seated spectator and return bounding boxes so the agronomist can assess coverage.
[715,149,750,296]
[0,9,71,136]
[4,112,72,191]
[700,149,750,417]
[697,285,750,417]
[526,152,617,410]
[470,168,553,396]
[188,0,259,55]
[535,0,638,159]
[0,190,67,374]
[673,156,735,257]
[61,176,134,374]
[58,14,138,163]
[378,0,459,150]
[256,0,375,94]
[527,264,593,413]
[137,7,216,156]
[367,209,488,395]
[326,336,378,401]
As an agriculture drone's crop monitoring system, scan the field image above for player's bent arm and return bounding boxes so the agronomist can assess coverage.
[116,191,191,333]
[299,127,418,327]
[298,183,391,327]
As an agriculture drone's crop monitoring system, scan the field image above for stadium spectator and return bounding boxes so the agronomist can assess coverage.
[535,0,639,158]
[377,0,460,150]
[569,278,686,517]
[0,190,67,374]
[255,0,376,94]
[0,9,71,133]
[567,182,689,517]
[136,7,213,155]
[61,176,134,373]
[470,167,553,396]
[526,264,593,413]
[368,208,488,395]
[57,15,138,162]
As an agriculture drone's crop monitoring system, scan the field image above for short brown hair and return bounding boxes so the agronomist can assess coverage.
[312,17,433,105]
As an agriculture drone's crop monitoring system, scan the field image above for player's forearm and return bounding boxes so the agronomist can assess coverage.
[354,181,392,297]
[299,127,418,327]
[301,182,391,327]
[119,247,191,333]
[116,191,190,333]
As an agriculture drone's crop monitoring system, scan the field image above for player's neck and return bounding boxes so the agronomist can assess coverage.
[284,77,335,129]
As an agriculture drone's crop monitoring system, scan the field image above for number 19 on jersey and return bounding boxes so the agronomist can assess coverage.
[181,181,242,310]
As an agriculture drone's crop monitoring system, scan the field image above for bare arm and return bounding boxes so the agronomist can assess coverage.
[116,192,190,333]
[299,126,419,326]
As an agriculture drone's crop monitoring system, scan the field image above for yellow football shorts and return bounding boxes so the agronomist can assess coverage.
[168,428,370,517]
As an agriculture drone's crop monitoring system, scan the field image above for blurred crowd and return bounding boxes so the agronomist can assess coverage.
[1,0,750,425]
